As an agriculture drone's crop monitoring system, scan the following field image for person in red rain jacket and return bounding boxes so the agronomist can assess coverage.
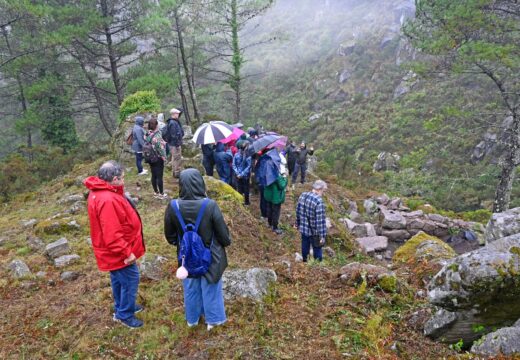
[84,160,146,328]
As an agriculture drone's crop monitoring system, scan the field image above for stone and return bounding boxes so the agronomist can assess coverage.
[324,246,336,258]
[27,235,45,252]
[338,40,357,56]
[139,254,168,281]
[381,229,410,242]
[363,199,378,216]
[54,254,80,267]
[485,207,520,243]
[380,209,407,229]
[36,271,47,278]
[347,200,358,214]
[375,194,390,205]
[427,214,448,224]
[342,218,376,238]
[294,252,303,262]
[21,219,37,228]
[60,271,80,281]
[68,201,85,214]
[86,237,92,246]
[393,71,418,99]
[0,237,7,246]
[348,211,363,223]
[8,259,31,278]
[35,219,80,236]
[471,326,520,356]
[222,268,277,301]
[58,194,85,205]
[355,236,388,253]
[338,69,351,84]
[387,198,403,210]
[423,309,458,338]
[339,262,397,292]
[44,238,70,259]
[402,210,424,218]
[308,113,322,122]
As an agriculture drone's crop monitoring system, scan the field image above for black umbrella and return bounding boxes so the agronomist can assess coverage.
[247,134,281,156]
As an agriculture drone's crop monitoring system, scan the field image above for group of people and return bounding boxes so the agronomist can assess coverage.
[83,114,328,330]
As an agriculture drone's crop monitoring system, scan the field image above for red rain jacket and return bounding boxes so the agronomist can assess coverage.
[84,176,145,271]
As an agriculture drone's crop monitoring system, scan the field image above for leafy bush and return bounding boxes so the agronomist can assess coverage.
[118,91,161,122]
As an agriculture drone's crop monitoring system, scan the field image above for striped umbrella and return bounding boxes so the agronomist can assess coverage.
[192,121,233,144]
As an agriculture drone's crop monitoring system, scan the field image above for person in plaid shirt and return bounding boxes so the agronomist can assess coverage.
[296,180,328,262]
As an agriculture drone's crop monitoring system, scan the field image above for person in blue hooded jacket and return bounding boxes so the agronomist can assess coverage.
[132,116,147,175]
[213,142,233,184]
[232,142,252,205]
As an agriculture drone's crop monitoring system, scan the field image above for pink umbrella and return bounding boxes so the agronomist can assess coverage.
[267,135,288,149]
[219,127,245,144]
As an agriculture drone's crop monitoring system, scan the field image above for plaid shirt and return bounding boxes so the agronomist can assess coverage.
[296,191,327,238]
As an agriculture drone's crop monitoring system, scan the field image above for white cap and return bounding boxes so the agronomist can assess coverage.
[170,108,181,114]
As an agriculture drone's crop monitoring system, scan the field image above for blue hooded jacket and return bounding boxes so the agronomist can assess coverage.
[132,116,146,152]
[213,143,233,184]
[232,150,252,179]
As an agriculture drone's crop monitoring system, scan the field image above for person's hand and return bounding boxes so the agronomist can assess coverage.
[124,253,137,265]
[319,238,325,246]
[310,146,314,151]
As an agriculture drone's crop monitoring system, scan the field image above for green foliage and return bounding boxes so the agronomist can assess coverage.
[118,91,161,122]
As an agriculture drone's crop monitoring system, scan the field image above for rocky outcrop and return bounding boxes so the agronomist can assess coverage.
[356,236,388,254]
[338,40,358,56]
[485,207,520,243]
[393,71,418,99]
[425,235,520,345]
[373,152,400,172]
[35,219,80,236]
[222,268,277,301]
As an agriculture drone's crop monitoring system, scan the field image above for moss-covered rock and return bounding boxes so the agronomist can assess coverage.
[35,219,80,236]
[204,176,243,205]
[393,231,456,264]
[377,273,398,292]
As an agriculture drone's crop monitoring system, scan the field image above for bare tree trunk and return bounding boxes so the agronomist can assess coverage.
[175,47,191,125]
[1,26,31,151]
[74,51,114,137]
[230,0,242,122]
[173,7,200,124]
[100,0,124,106]
[493,112,520,213]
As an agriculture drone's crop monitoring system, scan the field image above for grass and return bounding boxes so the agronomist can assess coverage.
[0,158,457,359]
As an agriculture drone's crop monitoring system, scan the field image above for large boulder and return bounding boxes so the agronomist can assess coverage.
[35,219,80,236]
[381,229,410,242]
[8,259,32,278]
[222,268,277,301]
[139,254,168,281]
[341,218,376,238]
[485,207,520,243]
[471,321,520,356]
[426,235,520,344]
[54,254,80,267]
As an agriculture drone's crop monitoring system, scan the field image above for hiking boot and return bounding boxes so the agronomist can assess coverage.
[187,321,199,328]
[273,228,283,235]
[134,304,144,314]
[113,316,143,329]
[160,193,169,200]
[137,169,148,176]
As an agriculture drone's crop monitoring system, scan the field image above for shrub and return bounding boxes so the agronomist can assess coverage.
[118,90,161,123]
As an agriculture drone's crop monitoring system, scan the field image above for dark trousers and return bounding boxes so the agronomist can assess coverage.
[301,234,323,262]
[135,152,144,173]
[288,159,296,176]
[202,155,215,176]
[110,263,140,320]
[150,159,164,194]
[237,177,250,205]
[292,162,307,184]
[259,185,267,218]
[266,202,281,230]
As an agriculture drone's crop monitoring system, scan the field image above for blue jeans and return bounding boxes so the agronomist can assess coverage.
[182,277,226,325]
[110,263,140,320]
[292,163,307,184]
[301,234,322,262]
[135,152,144,173]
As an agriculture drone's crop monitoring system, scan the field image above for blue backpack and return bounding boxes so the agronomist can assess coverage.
[171,199,212,277]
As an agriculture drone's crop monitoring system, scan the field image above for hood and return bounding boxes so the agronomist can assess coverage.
[215,142,225,152]
[135,116,144,126]
[83,176,124,195]
[179,169,206,200]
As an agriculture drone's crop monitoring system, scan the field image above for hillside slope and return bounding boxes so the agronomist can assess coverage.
[0,157,455,359]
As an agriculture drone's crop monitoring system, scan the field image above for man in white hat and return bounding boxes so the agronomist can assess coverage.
[163,108,184,178]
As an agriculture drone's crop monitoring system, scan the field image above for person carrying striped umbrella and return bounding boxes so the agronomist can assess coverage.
[192,121,234,145]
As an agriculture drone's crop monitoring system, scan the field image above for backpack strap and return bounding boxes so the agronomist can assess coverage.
[194,199,210,233]
[171,200,188,233]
